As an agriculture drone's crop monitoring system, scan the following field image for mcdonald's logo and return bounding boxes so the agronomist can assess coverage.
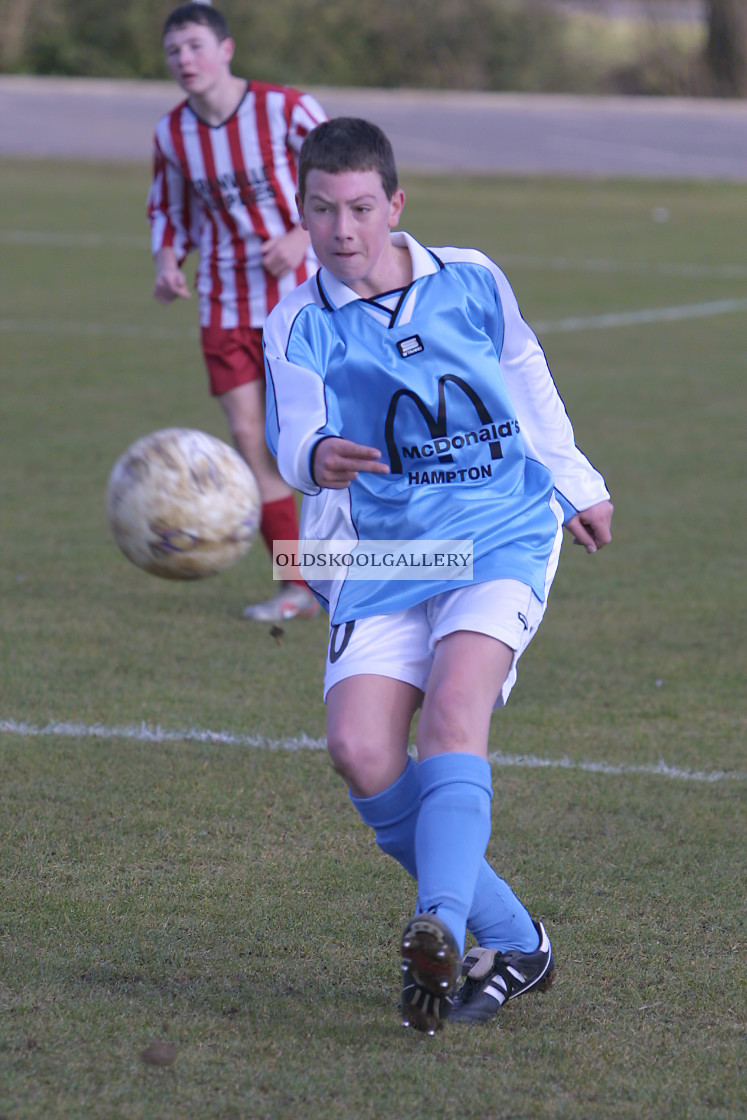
[384,374,512,474]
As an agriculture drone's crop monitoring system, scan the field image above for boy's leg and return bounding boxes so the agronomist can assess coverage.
[323,605,432,799]
[338,606,538,954]
[325,673,421,798]
[352,757,538,951]
[323,607,546,1029]
[218,380,290,505]
[325,660,462,1034]
[201,325,317,620]
[396,632,519,1032]
[219,383,318,620]
[399,630,552,1031]
[420,576,558,955]
[413,631,516,955]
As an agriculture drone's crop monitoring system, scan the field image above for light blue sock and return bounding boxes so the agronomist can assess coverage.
[351,756,538,953]
[469,866,539,952]
[415,753,494,954]
[350,757,420,878]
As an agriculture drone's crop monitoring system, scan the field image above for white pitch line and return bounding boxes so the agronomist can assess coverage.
[498,252,747,281]
[486,750,745,784]
[534,297,747,334]
[0,229,146,249]
[1,718,744,785]
[0,318,195,341]
[0,718,326,754]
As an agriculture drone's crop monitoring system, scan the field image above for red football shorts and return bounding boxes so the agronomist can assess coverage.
[200,325,265,396]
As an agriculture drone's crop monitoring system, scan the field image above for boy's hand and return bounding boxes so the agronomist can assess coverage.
[153,264,191,304]
[261,225,311,277]
[566,500,614,554]
[312,437,390,489]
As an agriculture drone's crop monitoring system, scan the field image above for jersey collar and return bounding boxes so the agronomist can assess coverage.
[317,232,440,310]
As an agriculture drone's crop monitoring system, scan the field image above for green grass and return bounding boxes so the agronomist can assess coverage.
[1,160,746,1119]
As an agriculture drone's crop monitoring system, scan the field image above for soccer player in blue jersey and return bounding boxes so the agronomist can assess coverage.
[263,117,614,1033]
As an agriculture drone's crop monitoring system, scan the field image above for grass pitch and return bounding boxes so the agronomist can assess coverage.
[1,160,745,1120]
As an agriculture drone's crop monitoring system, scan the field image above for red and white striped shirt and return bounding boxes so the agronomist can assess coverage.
[148,81,327,329]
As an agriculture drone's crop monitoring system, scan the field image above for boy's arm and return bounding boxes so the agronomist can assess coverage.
[264,302,388,493]
[257,88,327,279]
[263,303,338,494]
[147,131,196,297]
[491,266,611,527]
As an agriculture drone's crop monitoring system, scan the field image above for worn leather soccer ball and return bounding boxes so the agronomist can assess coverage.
[106,428,260,580]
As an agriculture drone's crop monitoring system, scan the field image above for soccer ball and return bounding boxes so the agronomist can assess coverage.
[106,428,261,580]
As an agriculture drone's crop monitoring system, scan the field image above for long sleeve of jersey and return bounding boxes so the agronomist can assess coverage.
[264,274,351,494]
[481,255,610,520]
[147,132,196,265]
[265,331,334,494]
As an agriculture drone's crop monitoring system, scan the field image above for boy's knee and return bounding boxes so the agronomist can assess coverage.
[421,679,474,749]
[326,724,375,785]
[226,412,263,451]
[326,724,403,798]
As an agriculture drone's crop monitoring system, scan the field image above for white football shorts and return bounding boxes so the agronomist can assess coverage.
[323,575,554,710]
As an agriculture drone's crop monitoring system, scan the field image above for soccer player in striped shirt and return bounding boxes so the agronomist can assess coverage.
[147,3,326,621]
[264,118,614,1032]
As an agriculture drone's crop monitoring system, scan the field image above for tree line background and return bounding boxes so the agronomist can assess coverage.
[0,0,745,97]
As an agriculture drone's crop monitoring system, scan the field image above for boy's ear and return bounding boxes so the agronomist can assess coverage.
[221,36,236,65]
[296,192,308,230]
[388,188,406,229]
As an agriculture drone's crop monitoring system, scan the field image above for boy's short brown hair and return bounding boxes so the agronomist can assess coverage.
[163,3,229,41]
[298,118,399,201]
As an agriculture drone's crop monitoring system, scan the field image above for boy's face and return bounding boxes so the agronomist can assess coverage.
[299,169,406,299]
[163,21,234,98]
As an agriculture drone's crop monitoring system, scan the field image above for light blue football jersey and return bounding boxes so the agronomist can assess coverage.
[264,233,609,624]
